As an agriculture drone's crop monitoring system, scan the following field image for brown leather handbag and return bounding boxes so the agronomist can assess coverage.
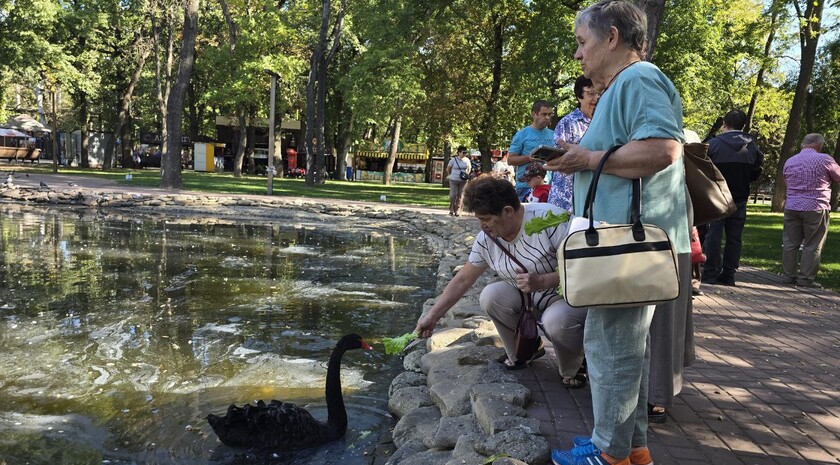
[684,142,736,226]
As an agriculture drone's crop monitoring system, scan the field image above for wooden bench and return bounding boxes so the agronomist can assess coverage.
[0,147,40,163]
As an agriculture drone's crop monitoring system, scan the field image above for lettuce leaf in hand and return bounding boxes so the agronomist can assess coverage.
[524,210,570,235]
[382,332,418,355]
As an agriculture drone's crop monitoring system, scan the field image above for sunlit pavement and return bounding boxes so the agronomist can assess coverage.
[519,268,840,465]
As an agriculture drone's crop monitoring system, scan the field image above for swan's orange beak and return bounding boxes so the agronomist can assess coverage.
[361,340,372,350]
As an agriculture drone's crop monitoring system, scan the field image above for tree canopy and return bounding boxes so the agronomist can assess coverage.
[1,0,836,193]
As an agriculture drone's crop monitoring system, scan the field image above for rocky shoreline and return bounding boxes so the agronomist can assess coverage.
[0,184,550,465]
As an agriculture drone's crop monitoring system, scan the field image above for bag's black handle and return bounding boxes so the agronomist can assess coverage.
[582,145,645,246]
[486,233,534,310]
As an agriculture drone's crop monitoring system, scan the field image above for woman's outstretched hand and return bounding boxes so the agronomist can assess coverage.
[414,314,437,339]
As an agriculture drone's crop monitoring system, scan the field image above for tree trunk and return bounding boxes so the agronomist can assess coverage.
[304,0,346,186]
[335,97,353,181]
[383,114,401,186]
[80,97,89,168]
[745,3,779,133]
[636,0,666,61]
[804,89,815,134]
[477,12,502,173]
[247,111,256,175]
[233,108,247,177]
[50,89,59,173]
[315,53,327,184]
[304,51,319,186]
[153,3,175,157]
[109,44,150,170]
[771,0,824,211]
[161,0,200,190]
[121,117,132,168]
[831,131,840,211]
[441,136,452,188]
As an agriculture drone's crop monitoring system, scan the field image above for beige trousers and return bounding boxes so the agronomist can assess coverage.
[480,281,588,378]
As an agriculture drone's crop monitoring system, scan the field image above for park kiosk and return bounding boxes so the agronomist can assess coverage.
[352,141,430,183]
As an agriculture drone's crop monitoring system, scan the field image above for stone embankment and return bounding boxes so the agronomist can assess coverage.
[0,184,550,465]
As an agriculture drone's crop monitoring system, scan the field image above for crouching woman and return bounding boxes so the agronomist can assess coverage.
[414,174,588,388]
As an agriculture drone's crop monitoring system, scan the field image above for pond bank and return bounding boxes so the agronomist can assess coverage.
[0,183,549,465]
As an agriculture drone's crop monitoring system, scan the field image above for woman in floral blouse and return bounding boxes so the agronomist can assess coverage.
[547,76,598,211]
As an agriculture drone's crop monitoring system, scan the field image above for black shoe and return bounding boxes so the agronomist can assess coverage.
[716,275,736,286]
[700,276,718,285]
[648,403,667,423]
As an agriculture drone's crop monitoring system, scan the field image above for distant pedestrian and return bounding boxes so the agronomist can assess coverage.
[781,133,840,288]
[508,100,555,201]
[492,151,515,184]
[701,109,763,286]
[548,75,598,211]
[447,146,471,216]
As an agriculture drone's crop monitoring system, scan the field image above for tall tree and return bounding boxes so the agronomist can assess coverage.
[106,33,151,169]
[161,0,200,189]
[636,0,666,60]
[770,0,825,211]
[304,0,346,186]
[811,38,840,209]
[744,0,785,133]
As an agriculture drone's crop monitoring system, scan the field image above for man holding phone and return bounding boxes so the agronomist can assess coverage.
[508,100,556,201]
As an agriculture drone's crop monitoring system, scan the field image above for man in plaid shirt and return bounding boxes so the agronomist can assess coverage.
[782,133,840,288]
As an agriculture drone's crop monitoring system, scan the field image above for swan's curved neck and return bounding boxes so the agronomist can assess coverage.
[325,345,348,433]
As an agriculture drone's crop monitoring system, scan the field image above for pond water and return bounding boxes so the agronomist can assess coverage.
[0,204,438,465]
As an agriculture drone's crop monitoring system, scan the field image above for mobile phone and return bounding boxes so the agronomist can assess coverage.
[529,145,566,162]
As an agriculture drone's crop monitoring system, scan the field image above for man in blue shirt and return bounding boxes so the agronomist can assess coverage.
[508,100,556,201]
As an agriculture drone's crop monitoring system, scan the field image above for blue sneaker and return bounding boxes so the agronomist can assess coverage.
[573,436,592,446]
[551,442,605,465]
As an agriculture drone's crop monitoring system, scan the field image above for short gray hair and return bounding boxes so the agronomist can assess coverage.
[575,0,647,53]
[801,133,825,148]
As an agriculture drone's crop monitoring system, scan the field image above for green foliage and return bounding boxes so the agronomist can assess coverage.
[0,0,811,190]
[382,332,418,355]
[524,210,571,236]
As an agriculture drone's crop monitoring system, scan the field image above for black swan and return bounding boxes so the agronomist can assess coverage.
[207,333,371,450]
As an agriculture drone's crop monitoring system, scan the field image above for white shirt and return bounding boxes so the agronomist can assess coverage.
[469,203,570,309]
[448,156,471,181]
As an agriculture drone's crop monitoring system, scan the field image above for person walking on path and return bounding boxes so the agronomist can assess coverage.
[548,75,598,211]
[782,133,840,288]
[414,175,588,387]
[447,146,471,216]
[545,1,690,464]
[508,100,556,201]
[701,109,763,286]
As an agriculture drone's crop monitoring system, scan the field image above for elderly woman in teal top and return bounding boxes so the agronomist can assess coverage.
[545,2,690,465]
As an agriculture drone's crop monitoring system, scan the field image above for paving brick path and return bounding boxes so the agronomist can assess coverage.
[519,267,840,465]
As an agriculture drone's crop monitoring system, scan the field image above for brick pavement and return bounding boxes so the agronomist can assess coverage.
[518,267,840,465]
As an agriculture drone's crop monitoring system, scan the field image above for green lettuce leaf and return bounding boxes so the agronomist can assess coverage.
[524,210,570,235]
[382,332,418,355]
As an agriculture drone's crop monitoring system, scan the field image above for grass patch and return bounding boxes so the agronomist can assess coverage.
[5,164,451,208]
[742,204,839,292]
